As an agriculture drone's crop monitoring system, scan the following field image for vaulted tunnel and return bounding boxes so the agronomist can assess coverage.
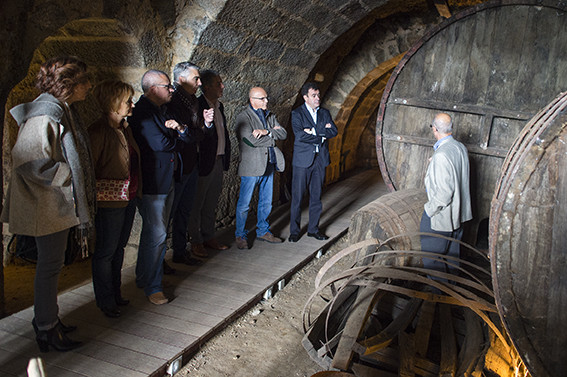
[0,0,487,307]
[1,0,473,227]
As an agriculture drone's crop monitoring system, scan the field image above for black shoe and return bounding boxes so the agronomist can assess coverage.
[36,323,82,353]
[172,254,204,266]
[288,234,300,242]
[163,260,176,275]
[307,232,329,240]
[101,306,121,318]
[116,296,130,306]
[33,318,76,334]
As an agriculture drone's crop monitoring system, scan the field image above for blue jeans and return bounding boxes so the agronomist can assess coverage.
[171,167,199,258]
[92,200,136,310]
[136,185,174,296]
[235,164,274,239]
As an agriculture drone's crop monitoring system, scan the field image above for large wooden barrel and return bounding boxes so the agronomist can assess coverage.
[376,1,567,240]
[490,92,567,377]
[348,188,427,263]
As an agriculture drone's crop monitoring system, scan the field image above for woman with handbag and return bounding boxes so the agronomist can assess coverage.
[89,80,141,318]
[1,56,96,352]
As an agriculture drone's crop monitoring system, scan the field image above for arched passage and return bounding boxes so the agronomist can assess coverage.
[331,54,402,181]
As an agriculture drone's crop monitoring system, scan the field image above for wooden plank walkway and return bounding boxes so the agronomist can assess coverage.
[0,170,388,377]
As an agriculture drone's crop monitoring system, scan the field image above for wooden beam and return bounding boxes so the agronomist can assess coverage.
[331,286,385,370]
[439,304,457,377]
[434,0,452,18]
[413,300,436,358]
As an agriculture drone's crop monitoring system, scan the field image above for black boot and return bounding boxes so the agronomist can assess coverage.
[32,318,77,334]
[36,323,82,353]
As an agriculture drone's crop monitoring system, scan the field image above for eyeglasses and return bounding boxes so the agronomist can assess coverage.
[153,84,174,90]
[251,97,269,101]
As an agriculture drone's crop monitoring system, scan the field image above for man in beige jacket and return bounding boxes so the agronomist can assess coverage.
[420,112,472,279]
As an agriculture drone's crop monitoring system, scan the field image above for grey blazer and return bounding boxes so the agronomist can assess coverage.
[424,137,472,232]
[234,106,287,177]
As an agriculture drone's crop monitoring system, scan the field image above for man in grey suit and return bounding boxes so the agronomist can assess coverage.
[420,112,472,278]
[234,87,287,249]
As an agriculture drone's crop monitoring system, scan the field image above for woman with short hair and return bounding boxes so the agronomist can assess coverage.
[2,56,96,352]
[89,79,141,318]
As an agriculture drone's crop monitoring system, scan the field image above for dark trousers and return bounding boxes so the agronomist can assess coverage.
[290,153,326,235]
[171,167,199,257]
[92,200,137,310]
[419,210,463,277]
[34,228,69,331]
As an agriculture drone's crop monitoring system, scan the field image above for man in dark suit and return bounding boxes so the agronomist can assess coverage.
[288,82,338,242]
[130,70,191,305]
[167,62,214,265]
[187,70,231,258]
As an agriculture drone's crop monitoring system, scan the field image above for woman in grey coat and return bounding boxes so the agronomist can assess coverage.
[1,56,96,352]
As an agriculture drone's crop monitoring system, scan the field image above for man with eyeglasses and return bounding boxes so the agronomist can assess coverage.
[288,82,338,243]
[234,87,287,249]
[130,70,191,305]
[420,112,472,281]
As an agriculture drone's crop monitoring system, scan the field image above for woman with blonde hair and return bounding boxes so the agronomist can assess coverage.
[89,79,141,318]
[2,56,96,352]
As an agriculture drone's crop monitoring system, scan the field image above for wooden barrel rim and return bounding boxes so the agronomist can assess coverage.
[489,91,567,377]
[492,93,567,204]
[375,0,567,191]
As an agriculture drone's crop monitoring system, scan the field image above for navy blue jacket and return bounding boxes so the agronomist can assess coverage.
[130,95,191,194]
[291,104,338,168]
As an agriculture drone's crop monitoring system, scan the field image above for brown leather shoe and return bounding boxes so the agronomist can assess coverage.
[204,238,229,250]
[235,237,249,249]
[147,292,169,305]
[191,243,209,258]
[257,232,283,243]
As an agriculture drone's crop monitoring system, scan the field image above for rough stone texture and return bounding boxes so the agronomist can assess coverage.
[199,23,246,53]
[248,38,286,60]
[280,47,316,68]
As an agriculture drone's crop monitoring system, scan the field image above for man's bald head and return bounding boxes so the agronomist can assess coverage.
[249,87,269,110]
[432,112,453,136]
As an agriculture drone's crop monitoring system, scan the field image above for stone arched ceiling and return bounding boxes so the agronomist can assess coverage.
[184,0,422,124]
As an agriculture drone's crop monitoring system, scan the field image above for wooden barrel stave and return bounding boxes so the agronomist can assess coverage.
[348,188,427,266]
[490,92,567,377]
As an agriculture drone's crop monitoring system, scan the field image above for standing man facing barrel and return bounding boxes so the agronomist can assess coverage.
[420,112,472,277]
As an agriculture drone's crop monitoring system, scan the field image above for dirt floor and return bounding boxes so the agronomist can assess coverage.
[3,256,92,316]
[175,236,353,377]
[3,236,354,377]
